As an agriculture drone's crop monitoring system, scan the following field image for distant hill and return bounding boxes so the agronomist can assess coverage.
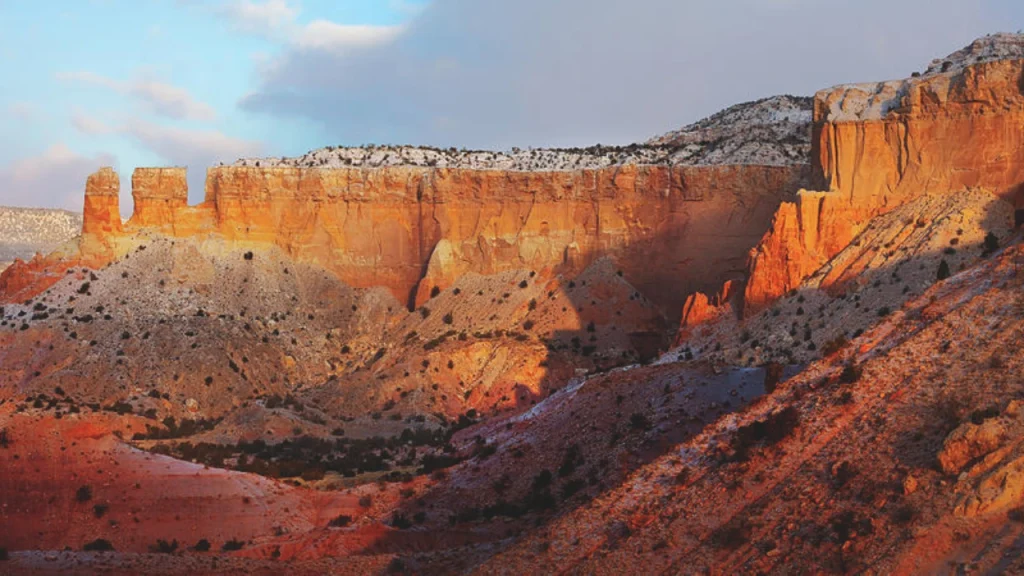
[0,206,81,271]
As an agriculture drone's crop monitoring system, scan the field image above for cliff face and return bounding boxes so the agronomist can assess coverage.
[60,163,805,315]
[739,41,1024,315]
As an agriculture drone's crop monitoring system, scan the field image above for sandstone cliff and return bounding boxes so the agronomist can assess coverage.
[684,34,1024,323]
[43,163,802,318]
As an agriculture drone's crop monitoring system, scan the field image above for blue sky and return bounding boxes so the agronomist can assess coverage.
[0,0,427,208]
[0,0,1021,211]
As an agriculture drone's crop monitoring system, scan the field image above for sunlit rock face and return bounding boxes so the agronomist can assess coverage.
[21,162,803,317]
[741,35,1024,315]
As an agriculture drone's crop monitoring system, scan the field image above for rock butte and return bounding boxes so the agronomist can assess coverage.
[2,163,806,320]
[689,34,1024,324]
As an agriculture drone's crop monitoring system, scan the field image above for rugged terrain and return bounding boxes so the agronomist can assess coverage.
[0,207,81,272]
[1,33,1024,575]
[238,95,812,171]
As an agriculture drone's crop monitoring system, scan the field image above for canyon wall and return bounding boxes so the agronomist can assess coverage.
[740,54,1024,315]
[67,163,805,317]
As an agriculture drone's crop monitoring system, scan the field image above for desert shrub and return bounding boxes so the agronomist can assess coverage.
[358,495,373,508]
[983,232,1000,257]
[937,259,951,280]
[150,539,178,554]
[93,504,108,518]
[890,503,917,525]
[821,335,848,357]
[558,444,582,477]
[243,251,254,260]
[0,428,8,448]
[523,320,535,331]
[629,412,651,431]
[328,514,352,527]
[838,364,862,384]
[970,405,1000,425]
[442,312,454,325]
[83,539,114,552]
[430,286,441,298]
[193,539,211,552]
[78,282,91,294]
[711,518,750,550]
[730,407,800,461]
[1009,507,1024,523]
[221,538,245,551]
[532,469,553,492]
[519,280,529,289]
[76,485,93,502]
[877,306,891,317]
[391,513,413,529]
[830,510,874,541]
[562,479,587,499]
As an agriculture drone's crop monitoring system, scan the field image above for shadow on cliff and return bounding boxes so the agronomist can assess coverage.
[352,263,771,566]
[360,192,1021,568]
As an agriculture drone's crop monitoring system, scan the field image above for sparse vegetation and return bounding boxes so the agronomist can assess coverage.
[730,407,800,461]
[83,539,114,552]
[193,539,211,552]
[76,485,92,502]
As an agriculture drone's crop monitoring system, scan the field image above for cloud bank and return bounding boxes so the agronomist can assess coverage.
[242,0,1016,150]
[0,145,117,210]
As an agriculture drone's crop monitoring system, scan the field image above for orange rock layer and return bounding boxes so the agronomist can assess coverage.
[739,58,1024,316]
[3,163,805,316]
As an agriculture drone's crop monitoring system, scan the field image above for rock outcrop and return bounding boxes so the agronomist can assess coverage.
[0,206,81,273]
[29,163,802,315]
[738,34,1024,315]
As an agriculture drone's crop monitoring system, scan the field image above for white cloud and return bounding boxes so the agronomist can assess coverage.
[70,109,114,135]
[56,71,217,122]
[67,113,264,203]
[0,144,117,210]
[218,0,402,53]
[294,21,403,51]
[240,0,1016,149]
[120,119,264,202]
[121,119,263,166]
[218,0,297,38]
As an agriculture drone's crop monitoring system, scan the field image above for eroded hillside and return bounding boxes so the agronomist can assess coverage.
[0,206,81,272]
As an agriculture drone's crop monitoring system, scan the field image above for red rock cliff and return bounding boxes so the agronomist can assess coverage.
[740,46,1024,315]
[87,163,799,316]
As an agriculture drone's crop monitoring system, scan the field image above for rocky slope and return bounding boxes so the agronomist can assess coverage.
[679,32,1024,322]
[474,236,1024,576]
[0,207,81,272]
[239,95,812,172]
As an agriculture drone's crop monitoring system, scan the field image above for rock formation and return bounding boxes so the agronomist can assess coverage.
[6,163,804,315]
[729,34,1024,317]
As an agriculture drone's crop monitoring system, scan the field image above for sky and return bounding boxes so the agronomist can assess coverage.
[0,0,1022,212]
